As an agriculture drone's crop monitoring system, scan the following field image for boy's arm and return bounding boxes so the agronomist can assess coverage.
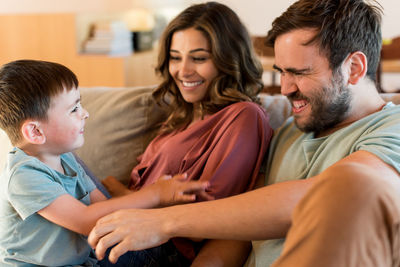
[38,186,164,236]
[90,188,108,203]
[38,175,211,236]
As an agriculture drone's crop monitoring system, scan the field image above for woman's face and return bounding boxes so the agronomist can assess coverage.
[168,27,219,105]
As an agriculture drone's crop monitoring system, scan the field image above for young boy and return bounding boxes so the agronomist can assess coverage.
[0,60,211,266]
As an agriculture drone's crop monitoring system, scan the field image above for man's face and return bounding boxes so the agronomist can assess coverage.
[274,29,351,135]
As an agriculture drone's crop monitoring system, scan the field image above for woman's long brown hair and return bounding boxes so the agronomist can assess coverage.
[153,2,263,134]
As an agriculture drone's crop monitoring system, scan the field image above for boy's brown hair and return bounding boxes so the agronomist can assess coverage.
[0,60,78,145]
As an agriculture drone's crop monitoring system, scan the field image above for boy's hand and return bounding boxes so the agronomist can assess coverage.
[149,174,214,207]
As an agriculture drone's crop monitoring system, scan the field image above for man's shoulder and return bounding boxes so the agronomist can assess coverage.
[359,102,400,129]
[382,102,400,117]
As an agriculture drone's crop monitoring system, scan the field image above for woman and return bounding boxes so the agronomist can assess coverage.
[103,2,273,266]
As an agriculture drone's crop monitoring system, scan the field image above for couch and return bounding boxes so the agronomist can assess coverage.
[1,86,399,185]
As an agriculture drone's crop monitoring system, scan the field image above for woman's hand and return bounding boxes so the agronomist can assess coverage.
[148,173,214,207]
[101,176,131,197]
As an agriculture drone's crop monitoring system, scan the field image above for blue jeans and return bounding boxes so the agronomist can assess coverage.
[98,241,191,267]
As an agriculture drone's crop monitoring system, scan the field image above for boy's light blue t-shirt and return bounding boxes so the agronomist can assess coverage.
[248,102,400,267]
[0,148,98,266]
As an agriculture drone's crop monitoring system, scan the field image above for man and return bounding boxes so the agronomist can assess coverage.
[88,0,400,266]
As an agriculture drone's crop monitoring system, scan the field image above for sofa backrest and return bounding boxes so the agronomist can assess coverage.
[1,88,400,184]
[75,86,167,185]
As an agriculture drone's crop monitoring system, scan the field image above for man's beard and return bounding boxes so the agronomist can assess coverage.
[288,72,352,134]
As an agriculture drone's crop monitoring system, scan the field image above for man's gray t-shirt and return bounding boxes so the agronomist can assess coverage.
[247,102,400,267]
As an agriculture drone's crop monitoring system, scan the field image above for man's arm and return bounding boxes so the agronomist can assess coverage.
[88,150,395,264]
[87,177,314,263]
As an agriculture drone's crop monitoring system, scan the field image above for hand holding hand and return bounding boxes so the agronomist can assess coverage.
[148,173,214,207]
[88,208,170,264]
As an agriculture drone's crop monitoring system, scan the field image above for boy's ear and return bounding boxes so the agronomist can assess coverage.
[344,51,368,85]
[21,121,46,145]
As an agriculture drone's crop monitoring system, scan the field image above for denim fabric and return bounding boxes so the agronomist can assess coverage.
[98,241,190,267]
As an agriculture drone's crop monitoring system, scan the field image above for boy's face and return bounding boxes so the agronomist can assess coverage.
[41,88,89,154]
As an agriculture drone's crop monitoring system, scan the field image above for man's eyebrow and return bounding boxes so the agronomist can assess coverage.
[273,64,311,74]
[273,64,282,72]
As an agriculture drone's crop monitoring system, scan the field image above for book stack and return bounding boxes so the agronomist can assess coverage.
[83,21,133,56]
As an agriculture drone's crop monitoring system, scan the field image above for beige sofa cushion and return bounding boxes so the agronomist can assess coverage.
[75,86,167,185]
[259,93,291,130]
[381,93,400,104]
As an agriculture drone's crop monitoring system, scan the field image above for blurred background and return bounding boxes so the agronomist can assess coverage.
[0,0,399,92]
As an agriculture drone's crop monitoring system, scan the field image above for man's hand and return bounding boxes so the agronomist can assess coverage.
[88,208,170,264]
[147,173,214,207]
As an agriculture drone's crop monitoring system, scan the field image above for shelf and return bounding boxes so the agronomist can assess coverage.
[0,13,160,87]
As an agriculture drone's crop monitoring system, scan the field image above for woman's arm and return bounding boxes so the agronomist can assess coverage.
[191,240,251,267]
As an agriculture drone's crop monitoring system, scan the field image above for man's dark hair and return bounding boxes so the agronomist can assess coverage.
[0,59,78,145]
[266,0,383,82]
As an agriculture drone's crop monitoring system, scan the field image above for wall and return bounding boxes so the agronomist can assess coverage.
[0,0,132,13]
[1,0,399,37]
[0,0,399,91]
[186,0,400,38]
[204,0,400,92]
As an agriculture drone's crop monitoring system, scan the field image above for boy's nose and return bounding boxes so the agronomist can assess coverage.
[82,108,89,119]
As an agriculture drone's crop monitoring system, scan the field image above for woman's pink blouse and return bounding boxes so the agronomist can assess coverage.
[129,101,273,260]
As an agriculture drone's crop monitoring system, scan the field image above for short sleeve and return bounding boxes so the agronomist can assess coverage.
[7,162,67,220]
[354,117,400,173]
